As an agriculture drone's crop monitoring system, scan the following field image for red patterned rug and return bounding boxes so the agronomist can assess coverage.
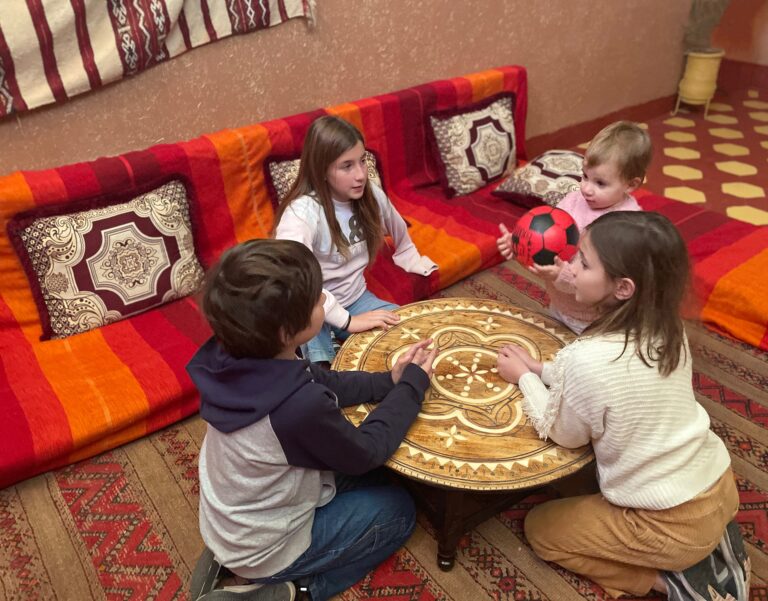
[1,261,767,601]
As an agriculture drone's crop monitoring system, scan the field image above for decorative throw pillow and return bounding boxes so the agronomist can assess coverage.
[265,150,384,207]
[493,150,584,208]
[7,178,205,340]
[428,93,517,197]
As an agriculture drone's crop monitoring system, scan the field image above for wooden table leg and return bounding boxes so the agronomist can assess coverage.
[396,475,537,571]
[436,489,467,571]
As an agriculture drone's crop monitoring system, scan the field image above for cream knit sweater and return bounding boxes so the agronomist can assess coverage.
[518,333,731,510]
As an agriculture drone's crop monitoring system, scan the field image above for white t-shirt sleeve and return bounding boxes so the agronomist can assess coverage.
[274,201,316,248]
[375,186,438,276]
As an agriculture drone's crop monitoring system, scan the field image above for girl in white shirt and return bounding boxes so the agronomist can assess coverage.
[275,116,437,364]
[497,211,747,600]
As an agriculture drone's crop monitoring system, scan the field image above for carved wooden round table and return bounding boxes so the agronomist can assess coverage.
[333,298,595,570]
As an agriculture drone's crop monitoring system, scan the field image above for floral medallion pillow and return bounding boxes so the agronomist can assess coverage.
[7,178,205,340]
[265,150,384,207]
[493,150,584,208]
[428,93,517,197]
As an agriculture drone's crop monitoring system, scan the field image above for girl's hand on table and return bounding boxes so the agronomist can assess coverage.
[348,310,400,333]
[497,345,540,383]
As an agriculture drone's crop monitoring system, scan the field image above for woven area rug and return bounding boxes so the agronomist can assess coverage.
[2,260,767,601]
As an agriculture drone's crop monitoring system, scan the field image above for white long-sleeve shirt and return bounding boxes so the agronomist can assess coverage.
[275,185,437,328]
[518,333,731,510]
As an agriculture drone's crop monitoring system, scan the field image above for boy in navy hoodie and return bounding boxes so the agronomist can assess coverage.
[187,239,436,601]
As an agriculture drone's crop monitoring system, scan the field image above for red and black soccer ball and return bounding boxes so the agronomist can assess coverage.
[511,206,579,268]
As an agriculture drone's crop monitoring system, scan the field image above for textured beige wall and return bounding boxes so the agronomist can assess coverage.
[713,0,768,66]
[0,1,691,175]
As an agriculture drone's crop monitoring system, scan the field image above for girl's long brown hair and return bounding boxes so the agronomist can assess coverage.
[583,211,689,376]
[273,116,383,263]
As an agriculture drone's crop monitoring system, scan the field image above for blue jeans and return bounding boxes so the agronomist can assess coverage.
[254,471,416,601]
[302,289,398,363]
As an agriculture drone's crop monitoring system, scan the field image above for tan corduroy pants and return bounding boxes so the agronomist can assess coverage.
[524,469,740,598]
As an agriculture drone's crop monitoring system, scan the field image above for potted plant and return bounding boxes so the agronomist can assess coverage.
[673,0,731,116]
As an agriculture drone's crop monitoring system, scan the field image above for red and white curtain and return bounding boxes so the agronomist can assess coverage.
[0,0,314,118]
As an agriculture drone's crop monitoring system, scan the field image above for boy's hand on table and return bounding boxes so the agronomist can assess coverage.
[392,339,438,383]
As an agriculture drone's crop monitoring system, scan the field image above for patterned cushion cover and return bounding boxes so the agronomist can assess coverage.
[428,93,517,197]
[265,150,384,207]
[493,150,584,208]
[7,179,205,340]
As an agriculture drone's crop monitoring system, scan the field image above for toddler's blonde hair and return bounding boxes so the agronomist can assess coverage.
[584,121,652,183]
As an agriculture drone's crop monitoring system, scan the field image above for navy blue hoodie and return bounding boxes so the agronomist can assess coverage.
[186,337,430,578]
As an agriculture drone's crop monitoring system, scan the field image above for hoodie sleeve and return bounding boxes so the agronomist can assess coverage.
[308,365,395,407]
[270,364,429,475]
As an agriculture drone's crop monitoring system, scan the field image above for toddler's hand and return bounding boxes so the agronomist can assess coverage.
[529,256,565,281]
[496,347,531,384]
[392,339,438,383]
[497,223,514,260]
[348,310,400,333]
[500,344,542,376]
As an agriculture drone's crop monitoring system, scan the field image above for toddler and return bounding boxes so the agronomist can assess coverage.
[498,121,651,333]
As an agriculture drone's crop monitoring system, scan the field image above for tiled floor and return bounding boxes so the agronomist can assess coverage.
[578,87,768,225]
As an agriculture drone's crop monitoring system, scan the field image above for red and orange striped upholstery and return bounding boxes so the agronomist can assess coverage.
[1,64,765,488]
[636,191,768,351]
[0,66,529,487]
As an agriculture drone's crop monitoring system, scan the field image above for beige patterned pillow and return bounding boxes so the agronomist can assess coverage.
[265,151,384,206]
[493,150,584,208]
[8,179,205,340]
[428,94,517,197]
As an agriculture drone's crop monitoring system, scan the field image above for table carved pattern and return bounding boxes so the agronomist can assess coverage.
[334,298,594,569]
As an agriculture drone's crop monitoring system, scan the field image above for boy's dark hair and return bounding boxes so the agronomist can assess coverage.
[201,239,323,359]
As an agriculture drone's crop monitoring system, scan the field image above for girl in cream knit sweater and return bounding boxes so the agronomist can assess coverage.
[497,211,747,600]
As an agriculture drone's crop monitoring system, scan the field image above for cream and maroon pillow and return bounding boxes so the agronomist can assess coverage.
[493,150,584,208]
[7,178,205,340]
[265,150,384,207]
[428,93,517,197]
